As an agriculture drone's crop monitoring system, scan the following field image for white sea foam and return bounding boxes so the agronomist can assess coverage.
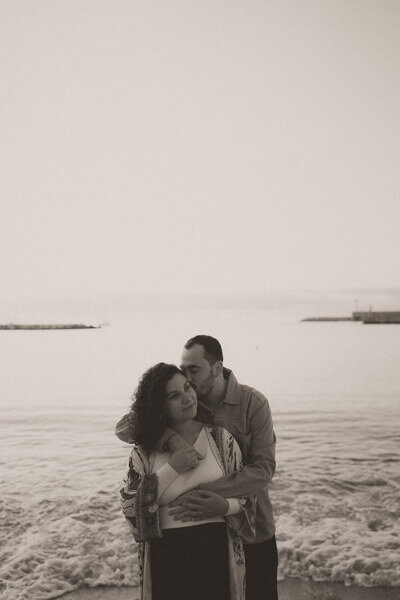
[275,478,400,587]
[0,498,138,600]
[1,408,399,600]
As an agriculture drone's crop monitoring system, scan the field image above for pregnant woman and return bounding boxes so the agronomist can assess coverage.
[120,362,255,600]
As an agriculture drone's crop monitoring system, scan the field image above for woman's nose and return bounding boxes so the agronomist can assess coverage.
[183,390,194,403]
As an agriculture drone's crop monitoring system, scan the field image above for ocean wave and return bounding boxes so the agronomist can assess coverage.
[276,513,400,587]
[0,492,139,600]
[1,400,400,599]
[273,466,400,589]
[1,472,400,600]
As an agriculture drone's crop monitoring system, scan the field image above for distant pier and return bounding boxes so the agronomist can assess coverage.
[0,324,101,330]
[358,311,400,324]
[301,317,353,322]
[302,311,400,324]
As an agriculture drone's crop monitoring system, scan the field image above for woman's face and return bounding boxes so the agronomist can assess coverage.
[164,373,197,425]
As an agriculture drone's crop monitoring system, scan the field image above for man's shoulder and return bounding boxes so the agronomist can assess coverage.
[236,378,269,409]
[225,368,270,413]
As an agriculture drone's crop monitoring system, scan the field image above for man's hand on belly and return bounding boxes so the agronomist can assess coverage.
[168,490,229,522]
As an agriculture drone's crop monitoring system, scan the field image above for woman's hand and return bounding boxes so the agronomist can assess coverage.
[168,446,203,474]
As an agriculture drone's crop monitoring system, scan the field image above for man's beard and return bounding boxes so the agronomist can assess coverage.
[197,370,216,399]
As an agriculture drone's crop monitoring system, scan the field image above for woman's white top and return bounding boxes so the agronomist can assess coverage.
[153,427,241,530]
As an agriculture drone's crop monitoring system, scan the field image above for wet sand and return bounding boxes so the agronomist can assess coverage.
[61,578,400,600]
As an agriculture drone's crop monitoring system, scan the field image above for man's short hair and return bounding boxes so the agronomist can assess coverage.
[184,335,224,365]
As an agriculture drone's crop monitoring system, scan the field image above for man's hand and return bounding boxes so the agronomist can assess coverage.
[168,446,204,474]
[168,490,229,522]
[168,433,188,452]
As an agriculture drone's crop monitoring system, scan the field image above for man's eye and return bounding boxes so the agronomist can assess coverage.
[189,368,199,373]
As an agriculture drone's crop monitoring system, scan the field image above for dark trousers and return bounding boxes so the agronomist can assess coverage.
[150,522,230,600]
[244,536,278,600]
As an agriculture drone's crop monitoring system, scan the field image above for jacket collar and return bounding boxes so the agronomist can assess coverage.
[222,368,241,405]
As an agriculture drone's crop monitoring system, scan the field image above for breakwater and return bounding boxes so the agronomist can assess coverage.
[302,311,400,324]
[0,324,100,330]
[360,311,400,324]
[301,317,353,322]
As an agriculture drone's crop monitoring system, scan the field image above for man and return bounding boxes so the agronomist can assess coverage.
[116,335,277,600]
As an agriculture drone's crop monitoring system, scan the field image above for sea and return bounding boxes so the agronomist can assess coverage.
[1,298,399,600]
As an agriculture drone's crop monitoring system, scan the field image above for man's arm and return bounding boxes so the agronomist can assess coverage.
[200,393,275,498]
[115,412,185,450]
[169,423,259,537]
[115,413,134,443]
[115,413,203,458]
[170,393,275,515]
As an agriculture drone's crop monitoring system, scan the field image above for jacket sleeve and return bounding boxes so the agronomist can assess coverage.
[115,413,135,444]
[200,393,276,498]
[119,448,162,541]
[219,428,257,543]
[115,413,178,452]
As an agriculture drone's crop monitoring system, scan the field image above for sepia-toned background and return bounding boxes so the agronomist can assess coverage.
[1,2,399,599]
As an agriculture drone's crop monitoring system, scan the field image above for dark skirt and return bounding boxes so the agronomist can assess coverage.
[150,522,231,600]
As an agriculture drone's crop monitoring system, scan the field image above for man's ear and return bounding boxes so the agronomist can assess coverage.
[213,360,223,378]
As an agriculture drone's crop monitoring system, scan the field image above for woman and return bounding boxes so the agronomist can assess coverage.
[120,363,256,600]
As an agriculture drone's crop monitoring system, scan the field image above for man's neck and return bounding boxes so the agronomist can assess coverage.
[202,374,228,409]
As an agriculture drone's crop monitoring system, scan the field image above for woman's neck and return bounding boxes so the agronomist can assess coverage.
[168,419,202,445]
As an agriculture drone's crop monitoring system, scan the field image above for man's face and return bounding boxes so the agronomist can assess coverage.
[180,343,217,399]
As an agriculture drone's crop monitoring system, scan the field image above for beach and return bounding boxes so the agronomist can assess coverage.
[61,579,400,600]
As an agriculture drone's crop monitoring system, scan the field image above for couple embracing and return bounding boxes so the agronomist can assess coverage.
[118,335,277,600]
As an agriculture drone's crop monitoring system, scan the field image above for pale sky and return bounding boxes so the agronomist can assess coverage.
[1,0,399,301]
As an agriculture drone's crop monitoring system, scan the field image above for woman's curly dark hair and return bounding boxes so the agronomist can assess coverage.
[128,363,182,453]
